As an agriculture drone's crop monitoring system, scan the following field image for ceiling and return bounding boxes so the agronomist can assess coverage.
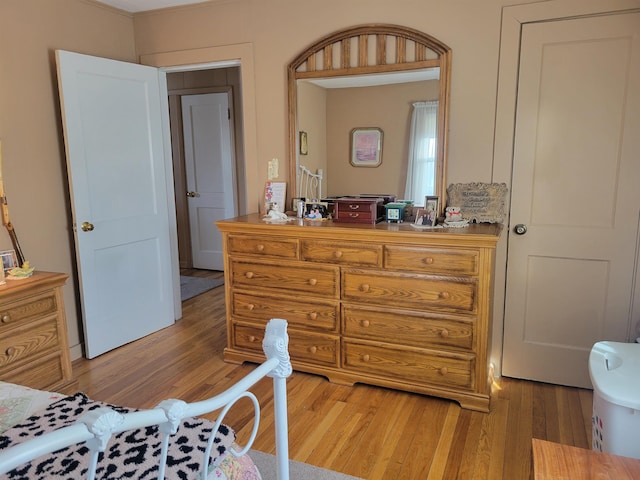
[95,0,207,13]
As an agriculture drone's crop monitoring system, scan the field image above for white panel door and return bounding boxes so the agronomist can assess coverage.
[181,92,237,270]
[56,50,176,358]
[502,13,640,387]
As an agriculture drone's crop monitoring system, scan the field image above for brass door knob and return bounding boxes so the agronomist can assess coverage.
[186,191,200,197]
[81,222,95,232]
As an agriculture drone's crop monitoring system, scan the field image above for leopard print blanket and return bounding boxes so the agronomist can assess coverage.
[0,393,235,479]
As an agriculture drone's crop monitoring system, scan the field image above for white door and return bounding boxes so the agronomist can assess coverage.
[502,12,640,387]
[56,50,176,359]
[181,92,237,270]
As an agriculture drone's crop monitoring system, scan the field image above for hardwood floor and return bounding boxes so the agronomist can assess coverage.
[69,269,593,479]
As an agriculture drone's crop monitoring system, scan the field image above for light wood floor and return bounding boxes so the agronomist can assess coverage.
[69,268,594,479]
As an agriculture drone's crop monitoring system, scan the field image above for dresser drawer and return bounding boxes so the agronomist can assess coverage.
[342,269,477,313]
[230,259,339,298]
[0,316,60,369]
[343,340,475,389]
[233,323,339,367]
[0,351,65,391]
[228,234,299,259]
[0,290,59,328]
[343,304,474,351]
[384,246,479,276]
[232,291,338,332]
[301,240,382,267]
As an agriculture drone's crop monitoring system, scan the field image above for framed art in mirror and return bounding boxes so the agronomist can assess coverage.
[350,127,383,167]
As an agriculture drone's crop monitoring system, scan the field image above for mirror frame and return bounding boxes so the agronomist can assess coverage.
[288,24,451,212]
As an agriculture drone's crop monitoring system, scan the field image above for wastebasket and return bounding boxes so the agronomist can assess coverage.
[589,341,640,459]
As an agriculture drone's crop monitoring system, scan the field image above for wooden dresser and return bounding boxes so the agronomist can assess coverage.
[217,214,501,411]
[0,271,74,391]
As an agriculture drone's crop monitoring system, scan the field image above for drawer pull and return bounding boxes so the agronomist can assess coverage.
[308,278,318,286]
[309,346,317,354]
[255,244,265,252]
[5,347,16,357]
[424,257,434,265]
[361,320,370,328]
[362,354,370,362]
[439,329,449,338]
[0,314,9,323]
[348,213,360,218]
[245,271,255,279]
[248,335,257,343]
[348,204,360,210]
[334,251,343,259]
[439,291,450,299]
[439,367,448,376]
[247,304,255,311]
[309,312,318,320]
[359,284,370,293]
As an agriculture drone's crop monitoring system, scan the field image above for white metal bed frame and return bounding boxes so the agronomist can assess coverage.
[298,165,323,201]
[0,318,292,480]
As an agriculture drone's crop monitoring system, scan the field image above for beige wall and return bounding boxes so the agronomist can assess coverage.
[0,0,136,359]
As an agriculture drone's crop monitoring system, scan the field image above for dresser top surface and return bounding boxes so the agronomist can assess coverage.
[218,214,502,247]
[0,271,69,298]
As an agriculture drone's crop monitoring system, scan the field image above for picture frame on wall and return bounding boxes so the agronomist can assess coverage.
[350,127,383,167]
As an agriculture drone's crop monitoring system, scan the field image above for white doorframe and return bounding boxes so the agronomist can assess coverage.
[141,45,258,318]
[490,0,640,377]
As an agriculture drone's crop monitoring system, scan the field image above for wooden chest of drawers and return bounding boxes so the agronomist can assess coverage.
[218,214,501,411]
[0,271,74,391]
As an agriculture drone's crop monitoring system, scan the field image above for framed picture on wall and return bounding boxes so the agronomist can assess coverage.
[350,127,383,167]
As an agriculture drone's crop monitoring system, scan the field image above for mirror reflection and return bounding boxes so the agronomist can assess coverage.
[288,24,451,212]
[296,68,440,203]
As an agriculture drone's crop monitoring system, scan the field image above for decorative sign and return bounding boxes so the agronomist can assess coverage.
[446,182,508,224]
[264,181,286,213]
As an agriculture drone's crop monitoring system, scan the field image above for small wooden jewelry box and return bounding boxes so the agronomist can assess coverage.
[333,196,385,224]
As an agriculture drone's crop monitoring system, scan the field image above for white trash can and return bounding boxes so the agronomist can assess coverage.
[589,341,640,459]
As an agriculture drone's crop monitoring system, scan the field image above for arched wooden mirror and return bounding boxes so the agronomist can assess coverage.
[288,24,451,213]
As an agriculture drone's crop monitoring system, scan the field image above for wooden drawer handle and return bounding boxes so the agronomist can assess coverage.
[439,367,448,376]
[348,204,360,210]
[309,312,318,320]
[439,329,449,338]
[309,346,317,354]
[359,284,370,293]
[0,314,9,324]
[348,213,360,218]
[362,354,370,362]
[333,250,343,259]
[439,291,450,299]
[423,257,434,265]
[247,304,255,311]
[5,347,15,357]
[248,335,257,343]
[360,320,370,328]
[308,278,317,286]
[245,271,255,279]
[255,244,265,252]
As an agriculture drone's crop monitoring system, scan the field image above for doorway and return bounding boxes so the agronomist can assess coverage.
[167,67,245,270]
[495,3,640,388]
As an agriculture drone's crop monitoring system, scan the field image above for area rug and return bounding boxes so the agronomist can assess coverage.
[180,275,224,301]
[249,450,363,480]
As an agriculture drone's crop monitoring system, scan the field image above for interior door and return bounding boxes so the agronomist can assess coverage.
[181,92,237,270]
[502,12,640,387]
[56,50,176,358]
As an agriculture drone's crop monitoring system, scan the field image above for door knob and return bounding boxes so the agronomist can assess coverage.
[186,191,200,198]
[513,224,527,235]
[81,221,95,232]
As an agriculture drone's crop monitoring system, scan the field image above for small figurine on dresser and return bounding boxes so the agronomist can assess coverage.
[262,202,291,223]
[6,260,35,279]
[444,206,469,227]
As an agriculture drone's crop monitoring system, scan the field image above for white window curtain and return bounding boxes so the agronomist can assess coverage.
[404,101,438,205]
